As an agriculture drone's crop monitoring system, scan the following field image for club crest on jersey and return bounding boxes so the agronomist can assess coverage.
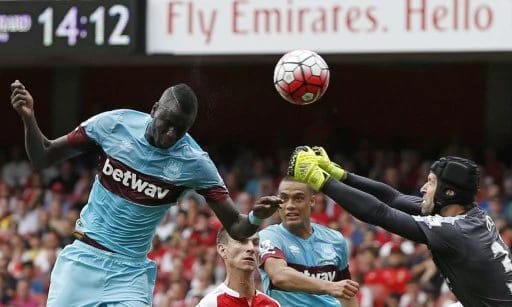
[260,240,276,256]
[319,244,336,258]
[102,158,170,199]
[289,245,301,254]
[164,159,183,178]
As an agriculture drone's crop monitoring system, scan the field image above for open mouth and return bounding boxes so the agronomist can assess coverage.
[242,257,256,263]
[285,213,300,220]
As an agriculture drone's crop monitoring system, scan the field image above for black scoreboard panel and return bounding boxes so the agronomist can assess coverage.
[0,0,138,56]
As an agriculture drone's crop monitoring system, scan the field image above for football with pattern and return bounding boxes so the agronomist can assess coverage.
[273,49,330,105]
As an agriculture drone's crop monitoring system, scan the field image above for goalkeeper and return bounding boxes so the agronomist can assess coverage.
[288,146,512,307]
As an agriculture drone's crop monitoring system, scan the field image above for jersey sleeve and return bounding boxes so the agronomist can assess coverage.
[345,173,422,215]
[259,228,286,264]
[324,180,429,244]
[66,126,96,150]
[390,194,423,215]
[412,215,464,254]
[67,111,118,149]
[193,156,229,203]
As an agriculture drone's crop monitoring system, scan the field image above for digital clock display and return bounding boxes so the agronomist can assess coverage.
[0,0,138,56]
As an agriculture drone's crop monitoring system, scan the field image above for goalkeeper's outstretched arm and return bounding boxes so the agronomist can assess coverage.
[312,146,421,215]
[344,173,422,215]
[322,177,428,244]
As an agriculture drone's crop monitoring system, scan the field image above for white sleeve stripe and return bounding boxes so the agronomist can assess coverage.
[413,214,466,228]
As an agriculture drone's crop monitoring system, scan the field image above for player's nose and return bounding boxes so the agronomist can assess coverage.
[246,245,257,253]
[161,130,177,144]
[420,183,427,194]
[165,128,177,139]
[281,198,295,208]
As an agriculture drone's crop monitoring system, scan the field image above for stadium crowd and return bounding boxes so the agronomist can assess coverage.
[0,141,511,307]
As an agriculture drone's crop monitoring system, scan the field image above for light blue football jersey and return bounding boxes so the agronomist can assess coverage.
[258,223,349,307]
[67,109,228,258]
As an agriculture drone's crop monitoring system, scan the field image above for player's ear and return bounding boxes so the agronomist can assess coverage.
[217,244,227,259]
[310,194,316,208]
[150,101,159,117]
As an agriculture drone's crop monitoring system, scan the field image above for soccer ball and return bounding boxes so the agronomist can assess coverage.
[273,49,330,105]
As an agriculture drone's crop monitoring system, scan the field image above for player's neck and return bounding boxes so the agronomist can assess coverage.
[288,223,313,239]
[224,270,256,300]
[440,204,466,216]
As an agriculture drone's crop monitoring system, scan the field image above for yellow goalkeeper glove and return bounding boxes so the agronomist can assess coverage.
[287,146,331,191]
[312,146,347,181]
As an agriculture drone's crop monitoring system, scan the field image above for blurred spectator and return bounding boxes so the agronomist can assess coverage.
[398,278,428,307]
[9,279,39,307]
[33,231,61,275]
[21,173,44,210]
[49,161,78,194]
[189,212,217,249]
[484,147,506,184]
[160,280,188,307]
[382,166,401,190]
[364,245,412,306]
[13,199,39,236]
[0,257,16,304]
[1,146,31,188]
[186,268,216,303]
[310,192,330,226]
[68,169,93,208]
[234,191,254,214]
[245,158,271,197]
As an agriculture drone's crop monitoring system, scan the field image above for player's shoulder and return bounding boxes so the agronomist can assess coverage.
[114,109,149,123]
[94,108,142,117]
[83,109,147,125]
[456,206,491,231]
[177,133,204,153]
[258,224,287,247]
[259,224,284,236]
[171,133,210,160]
[196,283,225,306]
[312,223,344,241]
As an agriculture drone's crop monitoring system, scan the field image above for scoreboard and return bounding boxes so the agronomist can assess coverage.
[0,0,138,56]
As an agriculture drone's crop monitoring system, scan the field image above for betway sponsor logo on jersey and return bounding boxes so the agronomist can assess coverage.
[98,155,186,206]
[102,158,169,199]
[269,263,342,291]
[303,269,336,281]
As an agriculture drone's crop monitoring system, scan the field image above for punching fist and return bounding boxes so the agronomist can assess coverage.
[10,80,34,118]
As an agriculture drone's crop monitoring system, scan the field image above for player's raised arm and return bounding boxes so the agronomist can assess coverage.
[312,146,422,215]
[322,179,427,243]
[288,147,428,243]
[207,196,282,241]
[10,80,85,169]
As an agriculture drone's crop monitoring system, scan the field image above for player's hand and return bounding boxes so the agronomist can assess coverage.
[286,145,313,176]
[252,196,283,219]
[287,146,330,191]
[312,146,347,181]
[327,279,360,299]
[10,80,34,118]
